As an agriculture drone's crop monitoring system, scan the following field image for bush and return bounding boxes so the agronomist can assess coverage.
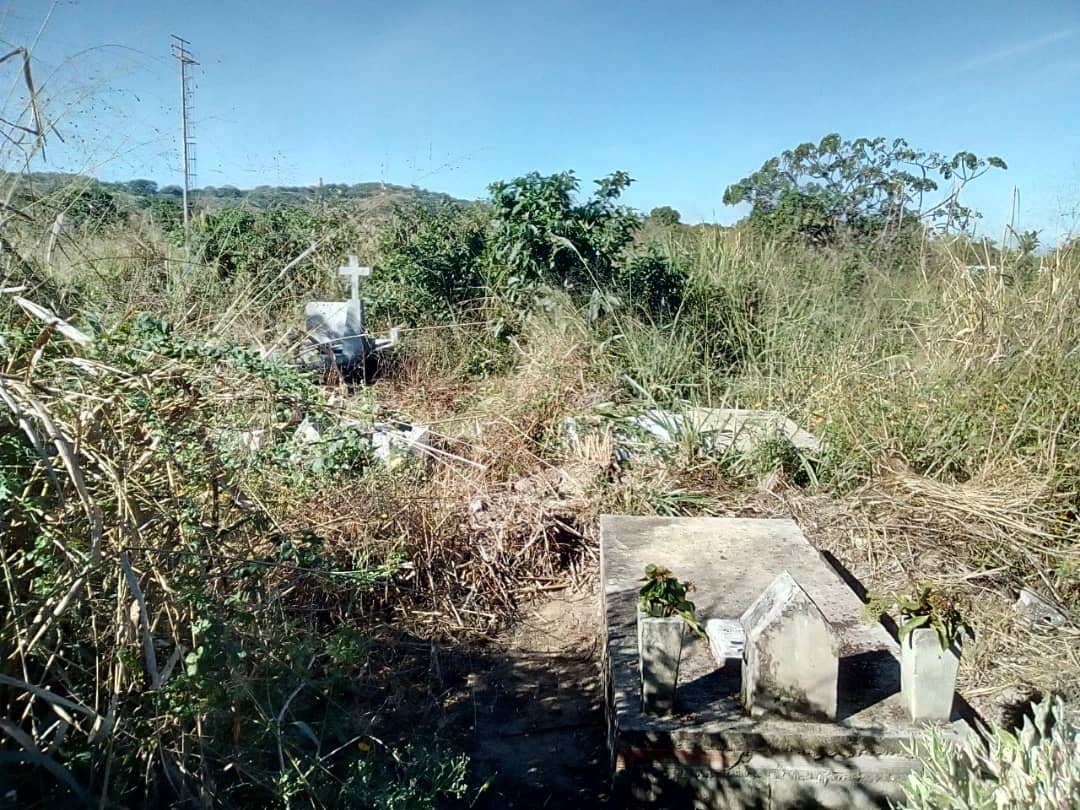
[372,202,488,323]
[901,695,1080,809]
[487,170,639,301]
[614,249,687,318]
[194,204,318,279]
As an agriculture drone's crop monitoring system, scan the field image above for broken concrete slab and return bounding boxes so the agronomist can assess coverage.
[741,571,839,721]
[628,407,821,456]
[371,422,432,467]
[600,516,973,808]
[1014,587,1068,628]
[292,417,431,469]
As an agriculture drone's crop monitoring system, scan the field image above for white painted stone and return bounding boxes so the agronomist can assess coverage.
[637,610,686,715]
[740,570,838,720]
[705,618,745,667]
[295,418,323,444]
[1014,588,1067,627]
[900,628,960,722]
[371,423,432,467]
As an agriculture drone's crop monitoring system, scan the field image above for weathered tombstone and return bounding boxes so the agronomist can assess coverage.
[304,255,374,371]
[740,570,839,721]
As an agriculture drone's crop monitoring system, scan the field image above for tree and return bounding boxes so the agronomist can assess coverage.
[487,170,639,297]
[649,206,681,227]
[125,178,158,196]
[723,134,1007,244]
[52,185,123,229]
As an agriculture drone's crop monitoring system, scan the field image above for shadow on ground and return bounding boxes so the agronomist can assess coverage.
[366,586,611,808]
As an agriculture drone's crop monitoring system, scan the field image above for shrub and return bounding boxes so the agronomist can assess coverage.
[372,201,488,323]
[194,204,318,279]
[614,249,687,318]
[487,170,639,300]
[900,695,1080,809]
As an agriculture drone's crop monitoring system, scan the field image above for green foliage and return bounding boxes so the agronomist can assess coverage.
[329,745,475,809]
[487,170,640,300]
[125,178,158,196]
[193,204,322,280]
[648,205,681,226]
[614,248,687,318]
[720,434,815,487]
[901,695,1080,809]
[373,202,488,322]
[147,196,184,242]
[0,307,448,807]
[639,564,706,637]
[866,585,971,650]
[723,134,1007,244]
[49,184,124,230]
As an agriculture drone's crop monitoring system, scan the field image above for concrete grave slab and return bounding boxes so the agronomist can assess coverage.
[600,516,973,808]
[371,422,433,467]
[635,408,821,455]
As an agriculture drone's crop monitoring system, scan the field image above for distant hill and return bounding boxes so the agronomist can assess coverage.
[4,172,473,215]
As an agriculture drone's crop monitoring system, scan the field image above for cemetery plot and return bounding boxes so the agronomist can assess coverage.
[600,516,974,809]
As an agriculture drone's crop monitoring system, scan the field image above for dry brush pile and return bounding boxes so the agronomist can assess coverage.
[0,294,603,806]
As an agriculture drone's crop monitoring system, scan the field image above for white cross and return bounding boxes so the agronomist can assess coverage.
[338,254,371,306]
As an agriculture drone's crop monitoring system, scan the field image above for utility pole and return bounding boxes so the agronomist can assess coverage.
[171,35,198,238]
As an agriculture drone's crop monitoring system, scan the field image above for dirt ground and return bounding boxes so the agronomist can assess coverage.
[451,584,610,808]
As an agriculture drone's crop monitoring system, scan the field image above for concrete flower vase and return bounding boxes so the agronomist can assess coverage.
[637,609,687,715]
[900,627,961,722]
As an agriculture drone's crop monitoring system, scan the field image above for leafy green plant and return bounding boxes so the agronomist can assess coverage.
[487,170,639,302]
[900,695,1080,809]
[373,201,488,323]
[639,564,706,637]
[332,744,477,810]
[867,585,971,651]
[614,248,687,318]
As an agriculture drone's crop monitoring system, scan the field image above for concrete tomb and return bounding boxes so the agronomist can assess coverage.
[600,516,973,809]
[628,408,821,456]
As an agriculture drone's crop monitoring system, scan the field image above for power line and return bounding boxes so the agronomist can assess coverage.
[170,34,198,240]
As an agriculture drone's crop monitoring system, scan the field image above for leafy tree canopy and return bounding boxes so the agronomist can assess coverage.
[723,134,1007,244]
[649,206,681,226]
[487,170,639,296]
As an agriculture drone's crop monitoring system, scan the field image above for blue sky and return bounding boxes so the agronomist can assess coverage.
[4,0,1080,239]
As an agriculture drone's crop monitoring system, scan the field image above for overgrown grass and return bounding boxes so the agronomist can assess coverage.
[2,166,1079,806]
